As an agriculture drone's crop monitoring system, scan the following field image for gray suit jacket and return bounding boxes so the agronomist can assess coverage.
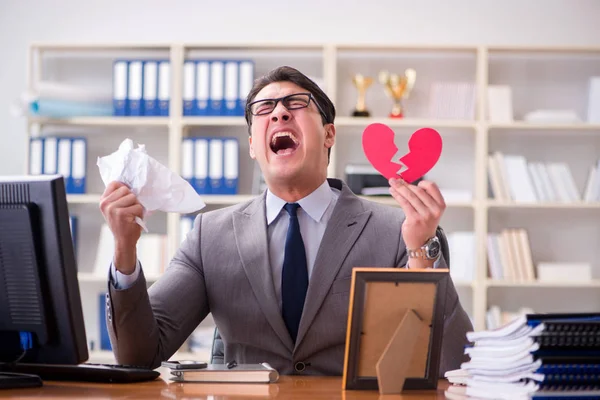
[106,178,472,375]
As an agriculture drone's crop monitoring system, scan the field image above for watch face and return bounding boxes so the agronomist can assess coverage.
[427,239,440,258]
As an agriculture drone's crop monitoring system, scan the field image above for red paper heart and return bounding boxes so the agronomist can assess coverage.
[362,123,442,183]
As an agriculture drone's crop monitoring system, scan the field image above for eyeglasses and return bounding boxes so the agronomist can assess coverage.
[247,92,327,120]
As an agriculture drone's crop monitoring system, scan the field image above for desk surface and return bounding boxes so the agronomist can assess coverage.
[0,368,450,399]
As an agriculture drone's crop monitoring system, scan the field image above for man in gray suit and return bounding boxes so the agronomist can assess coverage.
[100,66,472,375]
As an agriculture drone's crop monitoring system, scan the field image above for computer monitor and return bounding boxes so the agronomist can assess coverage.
[0,174,88,365]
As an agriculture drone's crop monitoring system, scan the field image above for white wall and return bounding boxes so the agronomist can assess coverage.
[0,0,599,175]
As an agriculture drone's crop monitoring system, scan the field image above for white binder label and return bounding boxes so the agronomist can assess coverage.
[57,138,72,177]
[183,61,195,101]
[158,61,171,101]
[113,61,128,100]
[210,62,224,100]
[143,62,158,100]
[196,62,210,101]
[209,140,223,179]
[71,139,86,179]
[44,137,57,174]
[239,61,254,99]
[128,61,143,101]
[29,139,43,175]
[195,139,208,179]
[224,139,238,179]
[181,139,194,179]
[225,62,238,102]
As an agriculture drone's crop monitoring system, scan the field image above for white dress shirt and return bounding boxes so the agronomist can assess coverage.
[110,179,439,290]
[265,179,339,310]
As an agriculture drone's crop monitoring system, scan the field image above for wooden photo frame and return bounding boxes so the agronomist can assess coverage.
[342,268,450,394]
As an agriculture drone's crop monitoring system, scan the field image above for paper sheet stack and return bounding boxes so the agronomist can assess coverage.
[445,315,544,400]
[444,313,600,400]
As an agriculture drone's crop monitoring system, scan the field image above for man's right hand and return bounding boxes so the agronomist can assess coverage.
[99,181,144,275]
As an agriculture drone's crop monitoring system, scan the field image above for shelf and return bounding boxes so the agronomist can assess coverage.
[452,280,474,288]
[360,195,474,209]
[68,194,474,208]
[486,280,600,288]
[29,116,169,127]
[487,201,600,209]
[182,117,247,127]
[335,117,477,129]
[184,117,478,129]
[32,42,173,51]
[67,194,259,206]
[487,45,600,53]
[335,44,478,52]
[27,117,600,131]
[487,122,600,131]
[184,42,325,50]
[78,272,161,283]
[67,194,102,204]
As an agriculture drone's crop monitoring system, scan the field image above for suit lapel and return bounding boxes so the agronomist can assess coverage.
[295,180,372,349]
[233,195,294,352]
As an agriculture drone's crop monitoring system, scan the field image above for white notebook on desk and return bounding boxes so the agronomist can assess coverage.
[169,363,279,383]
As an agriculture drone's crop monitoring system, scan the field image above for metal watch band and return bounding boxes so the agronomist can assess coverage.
[408,248,426,259]
[407,236,440,261]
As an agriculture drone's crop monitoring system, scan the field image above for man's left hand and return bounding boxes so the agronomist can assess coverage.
[388,177,446,251]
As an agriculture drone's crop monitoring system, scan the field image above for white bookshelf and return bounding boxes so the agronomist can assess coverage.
[487,201,600,209]
[29,116,170,127]
[182,117,247,127]
[358,195,475,209]
[488,122,600,130]
[67,193,259,206]
[335,116,477,129]
[66,194,103,204]
[486,280,600,288]
[23,43,600,355]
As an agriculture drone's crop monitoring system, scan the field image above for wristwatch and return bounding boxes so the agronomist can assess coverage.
[407,236,441,261]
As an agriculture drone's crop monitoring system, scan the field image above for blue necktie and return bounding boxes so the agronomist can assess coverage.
[281,203,308,343]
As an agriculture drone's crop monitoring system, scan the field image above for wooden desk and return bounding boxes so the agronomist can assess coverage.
[0,369,450,399]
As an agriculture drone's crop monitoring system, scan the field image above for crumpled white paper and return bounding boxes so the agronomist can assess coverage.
[97,138,206,232]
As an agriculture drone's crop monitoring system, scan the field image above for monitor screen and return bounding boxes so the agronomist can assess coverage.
[0,175,88,365]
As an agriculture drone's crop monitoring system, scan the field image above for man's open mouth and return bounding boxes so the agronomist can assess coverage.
[270,132,300,155]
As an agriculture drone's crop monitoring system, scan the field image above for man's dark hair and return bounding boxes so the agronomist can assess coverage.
[244,66,336,160]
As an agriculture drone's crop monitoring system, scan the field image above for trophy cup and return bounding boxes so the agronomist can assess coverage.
[379,68,416,118]
[351,74,373,117]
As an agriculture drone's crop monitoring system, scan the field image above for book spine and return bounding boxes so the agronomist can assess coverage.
[543,322,600,333]
[534,334,600,349]
[538,381,600,391]
[538,364,600,375]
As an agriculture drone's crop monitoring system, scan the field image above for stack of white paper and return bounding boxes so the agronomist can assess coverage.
[444,315,546,400]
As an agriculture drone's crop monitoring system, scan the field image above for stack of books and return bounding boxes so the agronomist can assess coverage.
[444,313,600,399]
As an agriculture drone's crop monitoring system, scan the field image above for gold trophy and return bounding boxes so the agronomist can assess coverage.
[351,74,373,117]
[379,68,416,118]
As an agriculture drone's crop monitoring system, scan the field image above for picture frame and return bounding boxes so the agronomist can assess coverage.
[342,267,450,394]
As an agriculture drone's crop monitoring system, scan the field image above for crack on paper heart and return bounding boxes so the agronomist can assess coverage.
[391,148,408,175]
[396,161,408,175]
